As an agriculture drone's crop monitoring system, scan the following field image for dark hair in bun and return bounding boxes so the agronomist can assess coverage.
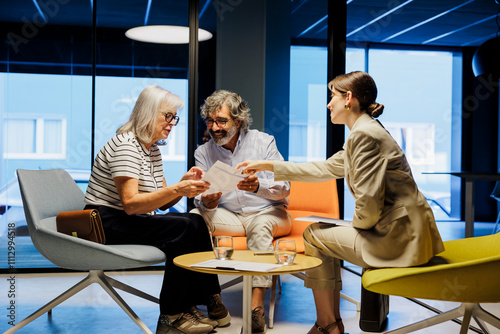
[328,71,384,118]
[367,102,384,118]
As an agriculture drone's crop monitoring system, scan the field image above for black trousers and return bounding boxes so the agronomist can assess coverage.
[95,206,221,315]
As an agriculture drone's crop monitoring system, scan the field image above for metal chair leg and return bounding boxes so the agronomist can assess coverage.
[4,271,156,334]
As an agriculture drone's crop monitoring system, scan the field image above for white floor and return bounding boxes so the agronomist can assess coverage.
[1,221,499,334]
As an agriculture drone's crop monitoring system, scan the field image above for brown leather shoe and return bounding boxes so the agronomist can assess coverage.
[156,313,213,334]
[189,306,219,328]
[252,306,267,334]
[207,294,231,327]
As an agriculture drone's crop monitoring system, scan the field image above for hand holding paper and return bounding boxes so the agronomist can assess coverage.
[237,173,259,193]
[202,161,247,196]
[182,166,205,181]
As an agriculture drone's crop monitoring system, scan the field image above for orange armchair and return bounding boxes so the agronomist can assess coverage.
[232,179,339,252]
[220,179,350,329]
[233,180,339,253]
[274,179,339,253]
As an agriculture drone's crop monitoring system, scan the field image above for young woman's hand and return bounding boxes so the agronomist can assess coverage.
[236,160,274,174]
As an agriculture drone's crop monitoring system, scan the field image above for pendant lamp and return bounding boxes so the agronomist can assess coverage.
[472,1,500,80]
[125,25,212,44]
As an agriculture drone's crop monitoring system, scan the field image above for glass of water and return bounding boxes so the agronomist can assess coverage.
[274,239,296,265]
[214,236,234,260]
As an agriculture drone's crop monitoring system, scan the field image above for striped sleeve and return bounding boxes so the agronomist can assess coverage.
[85,132,145,210]
[106,134,142,179]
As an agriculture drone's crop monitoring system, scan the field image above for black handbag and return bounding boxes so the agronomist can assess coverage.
[359,277,389,332]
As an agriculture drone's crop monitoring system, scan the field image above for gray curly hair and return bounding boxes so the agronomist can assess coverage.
[200,90,252,131]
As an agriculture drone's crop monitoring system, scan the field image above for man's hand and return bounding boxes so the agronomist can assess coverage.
[201,192,222,209]
[237,174,259,193]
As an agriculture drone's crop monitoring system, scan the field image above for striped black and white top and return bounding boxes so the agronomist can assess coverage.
[85,131,164,214]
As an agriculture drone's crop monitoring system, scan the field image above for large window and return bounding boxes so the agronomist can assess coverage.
[365,48,459,221]
[289,46,365,162]
[289,46,460,221]
[0,73,189,269]
[94,76,189,211]
[1,73,92,172]
[0,0,193,269]
[289,46,327,162]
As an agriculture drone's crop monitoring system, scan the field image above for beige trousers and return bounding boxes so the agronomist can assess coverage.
[191,205,292,288]
[303,222,370,291]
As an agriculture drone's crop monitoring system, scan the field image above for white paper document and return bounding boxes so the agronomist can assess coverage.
[202,160,247,195]
[191,259,282,272]
[294,215,352,227]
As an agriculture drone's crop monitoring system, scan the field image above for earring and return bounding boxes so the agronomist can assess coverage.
[344,104,350,110]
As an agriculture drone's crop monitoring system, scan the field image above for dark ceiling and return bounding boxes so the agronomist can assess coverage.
[0,0,499,47]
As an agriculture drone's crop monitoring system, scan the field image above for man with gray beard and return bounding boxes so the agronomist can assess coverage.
[191,90,292,334]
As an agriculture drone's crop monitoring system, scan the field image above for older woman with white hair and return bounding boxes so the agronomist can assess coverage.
[84,85,230,334]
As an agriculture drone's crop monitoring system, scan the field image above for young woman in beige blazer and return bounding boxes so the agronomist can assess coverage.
[237,71,445,334]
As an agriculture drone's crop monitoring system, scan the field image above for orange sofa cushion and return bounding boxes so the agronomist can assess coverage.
[233,179,339,254]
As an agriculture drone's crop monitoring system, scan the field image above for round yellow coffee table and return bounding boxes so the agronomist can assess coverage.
[174,250,322,334]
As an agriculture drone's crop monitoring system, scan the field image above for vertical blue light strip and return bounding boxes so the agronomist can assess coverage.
[144,0,153,26]
[200,0,211,19]
[31,0,47,23]
[296,0,354,38]
[297,15,328,37]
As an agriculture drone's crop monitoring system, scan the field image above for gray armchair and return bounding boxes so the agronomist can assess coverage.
[7,169,166,334]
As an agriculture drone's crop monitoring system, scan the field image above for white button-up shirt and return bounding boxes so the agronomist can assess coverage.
[194,129,290,213]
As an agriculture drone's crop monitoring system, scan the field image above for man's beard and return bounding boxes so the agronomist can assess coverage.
[209,124,238,146]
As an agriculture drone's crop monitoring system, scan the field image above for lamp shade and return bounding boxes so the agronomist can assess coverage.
[125,25,213,44]
[472,37,500,80]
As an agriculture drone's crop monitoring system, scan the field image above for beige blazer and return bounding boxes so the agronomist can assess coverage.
[274,113,444,268]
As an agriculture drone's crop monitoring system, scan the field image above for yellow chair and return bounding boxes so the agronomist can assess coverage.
[362,232,500,333]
